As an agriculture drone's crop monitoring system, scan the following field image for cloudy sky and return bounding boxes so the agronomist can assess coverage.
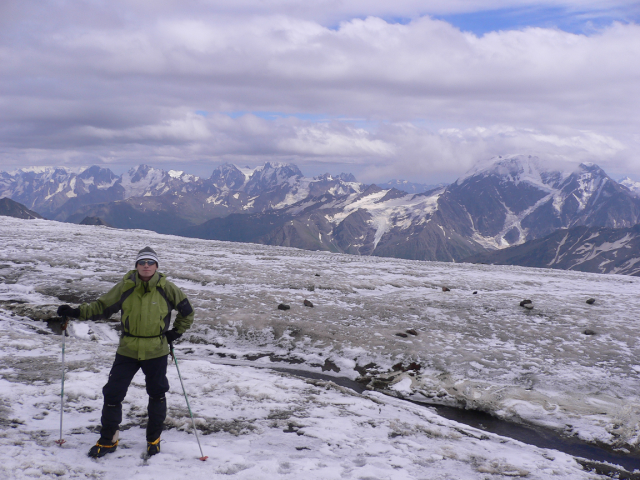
[1,0,639,183]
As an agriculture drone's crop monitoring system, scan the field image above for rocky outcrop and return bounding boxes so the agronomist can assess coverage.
[79,216,113,227]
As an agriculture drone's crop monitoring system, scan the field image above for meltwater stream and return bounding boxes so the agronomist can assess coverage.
[266,366,640,476]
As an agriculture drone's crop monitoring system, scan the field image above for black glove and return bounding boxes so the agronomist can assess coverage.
[165,329,182,344]
[57,305,80,318]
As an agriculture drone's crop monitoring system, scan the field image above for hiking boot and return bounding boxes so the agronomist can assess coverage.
[88,431,119,458]
[147,437,161,456]
[88,438,118,458]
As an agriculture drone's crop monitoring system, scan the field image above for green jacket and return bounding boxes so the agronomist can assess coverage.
[79,270,194,360]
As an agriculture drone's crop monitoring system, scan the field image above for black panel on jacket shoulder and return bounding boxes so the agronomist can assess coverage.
[176,298,193,317]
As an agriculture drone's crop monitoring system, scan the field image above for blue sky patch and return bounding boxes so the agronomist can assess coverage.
[436,6,638,36]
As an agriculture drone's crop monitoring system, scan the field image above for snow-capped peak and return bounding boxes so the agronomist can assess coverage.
[456,154,574,190]
[619,176,640,196]
[119,164,167,198]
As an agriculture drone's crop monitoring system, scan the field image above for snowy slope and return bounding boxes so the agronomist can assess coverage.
[3,218,633,478]
[1,320,597,480]
[2,216,640,476]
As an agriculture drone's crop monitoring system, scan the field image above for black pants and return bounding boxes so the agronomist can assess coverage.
[100,353,170,442]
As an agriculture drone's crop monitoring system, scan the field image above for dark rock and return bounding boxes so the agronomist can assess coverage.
[408,362,421,372]
[392,362,422,372]
[586,298,596,305]
[371,378,394,389]
[321,359,340,372]
[406,329,418,336]
[395,333,408,338]
[303,299,314,307]
[283,423,300,433]
[519,299,533,307]
[80,216,113,227]
[277,303,290,310]
[473,291,478,294]
[442,287,450,292]
[354,362,379,376]
[583,329,596,336]
[315,273,320,276]
[245,353,269,361]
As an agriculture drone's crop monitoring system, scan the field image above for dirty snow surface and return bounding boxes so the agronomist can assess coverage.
[1,216,639,479]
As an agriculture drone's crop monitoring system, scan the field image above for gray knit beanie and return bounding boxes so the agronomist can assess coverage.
[135,246,159,266]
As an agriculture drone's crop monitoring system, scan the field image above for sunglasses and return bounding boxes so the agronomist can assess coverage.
[137,260,157,266]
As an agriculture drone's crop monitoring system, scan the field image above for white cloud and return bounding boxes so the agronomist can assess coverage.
[0,1,639,181]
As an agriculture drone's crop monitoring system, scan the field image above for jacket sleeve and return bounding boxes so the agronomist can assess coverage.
[164,281,195,334]
[78,281,127,321]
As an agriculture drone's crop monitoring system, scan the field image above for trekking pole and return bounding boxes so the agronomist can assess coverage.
[170,344,208,461]
[55,316,69,446]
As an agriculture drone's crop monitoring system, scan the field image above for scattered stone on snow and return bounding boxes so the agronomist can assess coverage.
[395,332,408,338]
[586,298,596,305]
[315,273,320,276]
[277,303,290,311]
[583,329,597,336]
[303,299,314,307]
[473,291,478,294]
[442,286,450,292]
[520,299,533,308]
[282,422,304,435]
[392,362,421,372]
[354,362,380,376]
[406,329,418,336]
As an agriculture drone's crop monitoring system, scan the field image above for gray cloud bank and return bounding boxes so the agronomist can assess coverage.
[1,0,639,182]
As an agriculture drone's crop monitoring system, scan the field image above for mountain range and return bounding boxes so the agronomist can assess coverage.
[2,155,640,273]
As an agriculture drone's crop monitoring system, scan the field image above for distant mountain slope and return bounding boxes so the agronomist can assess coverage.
[375,179,447,194]
[441,156,640,249]
[0,197,43,219]
[464,224,640,276]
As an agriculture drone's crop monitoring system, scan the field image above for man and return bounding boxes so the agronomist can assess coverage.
[57,246,194,458]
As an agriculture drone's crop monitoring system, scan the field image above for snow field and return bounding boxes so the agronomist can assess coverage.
[0,311,600,479]
[1,216,639,475]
